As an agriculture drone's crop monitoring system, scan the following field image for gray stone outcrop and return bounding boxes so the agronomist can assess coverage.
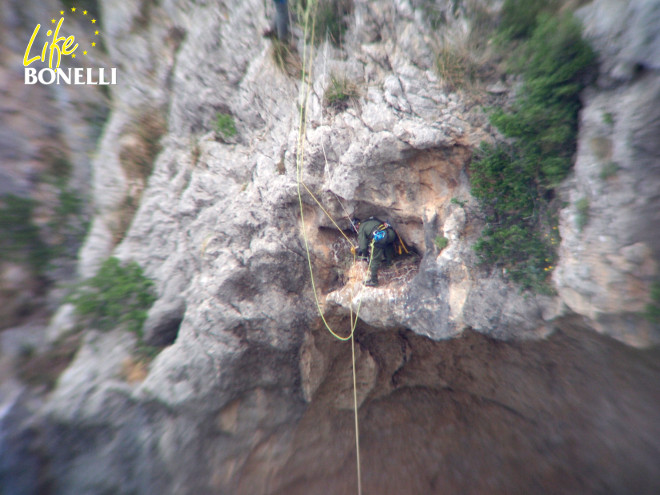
[554,0,660,346]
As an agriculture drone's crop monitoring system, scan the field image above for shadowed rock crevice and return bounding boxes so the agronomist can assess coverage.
[311,220,422,296]
[143,298,185,347]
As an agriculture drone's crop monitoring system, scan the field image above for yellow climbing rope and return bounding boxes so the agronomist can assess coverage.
[295,2,371,342]
[294,3,366,494]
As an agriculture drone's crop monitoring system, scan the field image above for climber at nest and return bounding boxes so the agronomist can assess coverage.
[351,217,401,287]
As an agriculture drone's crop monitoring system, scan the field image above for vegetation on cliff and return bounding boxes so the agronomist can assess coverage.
[69,257,156,336]
[470,3,596,292]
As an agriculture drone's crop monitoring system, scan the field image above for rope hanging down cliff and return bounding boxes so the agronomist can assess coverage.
[293,3,366,494]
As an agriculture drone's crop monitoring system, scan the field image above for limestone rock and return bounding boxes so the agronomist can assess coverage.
[3,0,660,493]
[556,0,660,346]
[578,0,660,83]
[46,303,77,344]
[45,329,137,423]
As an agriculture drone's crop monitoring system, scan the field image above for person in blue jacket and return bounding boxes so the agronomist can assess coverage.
[352,217,396,287]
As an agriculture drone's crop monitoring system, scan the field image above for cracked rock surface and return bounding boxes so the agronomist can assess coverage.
[1,1,659,494]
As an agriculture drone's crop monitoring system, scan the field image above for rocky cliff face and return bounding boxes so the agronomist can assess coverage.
[555,0,660,347]
[1,1,659,494]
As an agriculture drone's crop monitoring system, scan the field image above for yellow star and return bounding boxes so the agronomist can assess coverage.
[91,42,96,46]
[51,18,56,23]
[95,30,99,35]
[71,7,76,12]
[83,50,87,55]
[60,10,64,15]
[91,19,96,24]
[72,53,76,58]
[83,10,88,15]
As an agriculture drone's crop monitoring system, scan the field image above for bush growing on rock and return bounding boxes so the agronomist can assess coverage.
[498,0,561,40]
[69,257,156,336]
[469,11,595,292]
[324,74,359,110]
[435,235,449,251]
[215,112,237,141]
[493,13,595,186]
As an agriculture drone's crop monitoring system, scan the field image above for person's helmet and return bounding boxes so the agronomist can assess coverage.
[350,217,360,232]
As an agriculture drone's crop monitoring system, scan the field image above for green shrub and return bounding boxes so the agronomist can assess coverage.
[69,257,156,336]
[215,112,237,140]
[469,12,594,292]
[498,0,561,40]
[469,143,536,218]
[473,223,557,292]
[324,74,359,110]
[490,14,595,188]
[435,235,449,251]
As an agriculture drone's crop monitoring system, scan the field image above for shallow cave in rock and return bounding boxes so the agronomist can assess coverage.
[314,220,422,294]
[235,316,660,495]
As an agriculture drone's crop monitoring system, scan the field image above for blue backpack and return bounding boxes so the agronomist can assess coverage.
[371,222,390,245]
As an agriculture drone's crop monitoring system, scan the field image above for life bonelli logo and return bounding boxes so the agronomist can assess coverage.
[23,6,117,85]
